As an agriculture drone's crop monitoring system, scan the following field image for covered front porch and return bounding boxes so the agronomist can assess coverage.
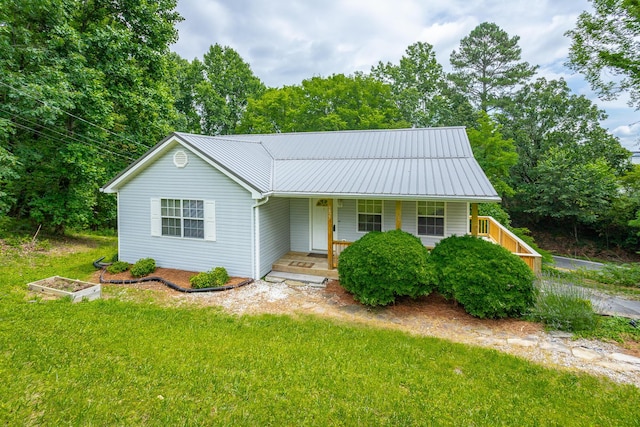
[269,199,542,279]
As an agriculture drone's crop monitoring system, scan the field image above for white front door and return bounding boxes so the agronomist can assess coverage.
[312,199,335,251]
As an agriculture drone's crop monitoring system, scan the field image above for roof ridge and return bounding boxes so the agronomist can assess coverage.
[174,132,264,145]
[229,126,466,138]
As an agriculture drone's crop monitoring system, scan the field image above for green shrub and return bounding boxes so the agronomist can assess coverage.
[429,235,536,319]
[130,258,156,278]
[106,261,129,274]
[190,266,230,289]
[338,230,434,306]
[528,273,599,332]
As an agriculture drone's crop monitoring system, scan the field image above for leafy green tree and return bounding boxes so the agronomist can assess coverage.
[371,41,462,127]
[0,0,182,233]
[567,0,640,108]
[449,22,537,112]
[239,73,408,133]
[498,78,631,189]
[466,111,517,197]
[167,53,204,133]
[194,44,265,135]
[524,147,618,241]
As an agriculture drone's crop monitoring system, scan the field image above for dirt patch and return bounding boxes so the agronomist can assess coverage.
[35,277,95,293]
[530,229,640,263]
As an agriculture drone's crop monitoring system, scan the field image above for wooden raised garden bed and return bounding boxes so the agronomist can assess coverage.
[27,276,102,302]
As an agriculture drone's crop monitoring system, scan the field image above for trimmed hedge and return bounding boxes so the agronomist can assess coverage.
[429,235,536,319]
[338,230,434,306]
[130,258,156,278]
[190,267,230,289]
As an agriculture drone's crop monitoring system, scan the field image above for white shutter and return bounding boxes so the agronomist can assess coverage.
[150,198,161,236]
[204,200,216,241]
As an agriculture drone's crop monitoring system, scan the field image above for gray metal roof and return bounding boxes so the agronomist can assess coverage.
[107,127,499,201]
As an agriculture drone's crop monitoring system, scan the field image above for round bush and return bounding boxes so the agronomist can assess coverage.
[429,235,536,319]
[130,258,156,278]
[189,266,230,289]
[338,230,434,306]
[106,260,129,274]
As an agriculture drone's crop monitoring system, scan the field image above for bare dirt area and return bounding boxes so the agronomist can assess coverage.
[94,269,640,387]
[530,229,640,263]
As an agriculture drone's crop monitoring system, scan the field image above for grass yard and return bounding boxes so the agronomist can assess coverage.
[1,234,640,425]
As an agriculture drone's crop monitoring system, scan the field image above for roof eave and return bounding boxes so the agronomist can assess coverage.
[269,191,501,203]
[100,133,266,199]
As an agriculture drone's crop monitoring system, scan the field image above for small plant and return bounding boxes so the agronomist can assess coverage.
[528,272,599,332]
[130,258,156,278]
[576,316,640,342]
[338,230,434,306]
[190,266,230,289]
[106,261,130,274]
[429,235,536,319]
[578,263,640,287]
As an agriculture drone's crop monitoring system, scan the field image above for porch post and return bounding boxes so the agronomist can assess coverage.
[471,203,479,237]
[395,201,402,230]
[327,198,334,269]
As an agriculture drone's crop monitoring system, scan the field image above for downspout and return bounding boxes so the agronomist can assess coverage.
[252,196,270,279]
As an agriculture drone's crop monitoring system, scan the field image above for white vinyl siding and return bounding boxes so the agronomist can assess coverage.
[258,197,291,277]
[118,145,254,277]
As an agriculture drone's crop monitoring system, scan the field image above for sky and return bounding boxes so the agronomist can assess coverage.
[170,0,639,151]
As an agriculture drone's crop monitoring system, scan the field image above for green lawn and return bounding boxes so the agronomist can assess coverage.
[1,234,639,425]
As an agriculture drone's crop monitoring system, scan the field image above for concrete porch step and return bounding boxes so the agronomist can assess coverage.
[265,271,328,287]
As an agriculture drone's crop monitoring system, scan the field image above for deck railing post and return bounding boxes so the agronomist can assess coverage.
[327,199,334,269]
[471,203,479,237]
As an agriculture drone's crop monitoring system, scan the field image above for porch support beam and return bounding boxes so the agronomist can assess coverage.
[471,203,479,237]
[327,198,334,269]
[395,201,402,230]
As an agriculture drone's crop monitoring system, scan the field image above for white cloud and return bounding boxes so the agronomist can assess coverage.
[171,0,635,144]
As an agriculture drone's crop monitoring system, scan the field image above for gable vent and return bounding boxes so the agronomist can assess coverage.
[173,150,189,168]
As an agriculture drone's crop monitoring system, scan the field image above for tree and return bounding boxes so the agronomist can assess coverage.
[567,0,640,108]
[167,53,204,134]
[466,111,518,197]
[371,41,461,127]
[526,146,618,241]
[238,73,408,133]
[194,44,265,135]
[449,22,537,112]
[0,0,183,233]
[498,78,631,190]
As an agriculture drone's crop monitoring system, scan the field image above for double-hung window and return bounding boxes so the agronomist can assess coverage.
[151,198,215,241]
[358,200,382,232]
[417,201,445,236]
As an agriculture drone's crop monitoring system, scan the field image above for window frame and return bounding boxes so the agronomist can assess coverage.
[416,201,446,237]
[357,199,383,233]
[151,198,215,241]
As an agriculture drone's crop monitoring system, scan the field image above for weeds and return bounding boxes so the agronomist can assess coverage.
[528,271,599,332]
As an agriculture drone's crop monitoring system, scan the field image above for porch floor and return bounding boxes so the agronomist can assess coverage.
[271,252,339,280]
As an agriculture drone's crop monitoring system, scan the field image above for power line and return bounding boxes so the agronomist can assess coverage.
[10,122,137,162]
[0,80,160,152]
[0,106,138,161]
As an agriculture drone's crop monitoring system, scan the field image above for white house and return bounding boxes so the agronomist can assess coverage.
[101,127,533,280]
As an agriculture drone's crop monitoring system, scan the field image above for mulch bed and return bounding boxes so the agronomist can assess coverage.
[323,279,544,336]
[95,267,249,290]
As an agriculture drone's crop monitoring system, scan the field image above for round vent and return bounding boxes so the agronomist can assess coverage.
[173,150,189,168]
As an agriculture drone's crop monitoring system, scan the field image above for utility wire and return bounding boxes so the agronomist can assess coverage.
[0,80,161,152]
[10,122,137,162]
[0,106,138,161]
